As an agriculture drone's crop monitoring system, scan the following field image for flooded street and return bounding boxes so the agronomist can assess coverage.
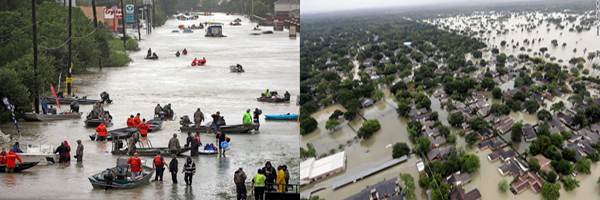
[0,13,299,199]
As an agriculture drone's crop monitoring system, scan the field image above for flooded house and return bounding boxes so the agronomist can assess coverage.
[510,171,544,194]
[344,177,400,200]
[498,158,529,177]
[523,123,538,142]
[443,171,472,189]
[477,138,505,151]
[487,148,518,163]
[449,187,482,200]
[300,151,347,184]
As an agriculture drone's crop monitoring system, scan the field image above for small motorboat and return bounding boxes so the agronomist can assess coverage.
[190,24,204,29]
[172,30,180,33]
[182,29,193,33]
[205,25,226,37]
[88,157,153,189]
[262,30,273,34]
[44,95,99,105]
[257,91,291,103]
[144,55,158,59]
[191,60,206,66]
[233,18,242,22]
[110,138,190,156]
[230,65,245,72]
[229,22,241,26]
[198,149,218,155]
[265,113,298,120]
[0,162,39,172]
[18,144,59,165]
[178,24,185,29]
[22,112,82,122]
[88,120,163,141]
[250,33,261,35]
[179,115,259,133]
[85,118,113,127]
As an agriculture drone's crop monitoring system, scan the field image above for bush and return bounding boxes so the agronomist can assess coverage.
[392,142,411,158]
[125,38,139,51]
[498,179,509,192]
[447,133,457,143]
[300,117,318,135]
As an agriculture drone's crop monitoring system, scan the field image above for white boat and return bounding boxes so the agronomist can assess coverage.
[18,144,60,165]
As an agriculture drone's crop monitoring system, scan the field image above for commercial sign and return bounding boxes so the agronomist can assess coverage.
[104,6,122,19]
[127,15,134,23]
[125,4,134,14]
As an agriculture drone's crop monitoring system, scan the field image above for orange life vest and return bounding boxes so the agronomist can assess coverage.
[139,123,150,135]
[96,124,107,137]
[154,156,164,166]
[126,118,135,127]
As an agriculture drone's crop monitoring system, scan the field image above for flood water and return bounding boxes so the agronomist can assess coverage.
[0,13,299,199]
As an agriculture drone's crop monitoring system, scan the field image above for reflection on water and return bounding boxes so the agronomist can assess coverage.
[0,12,299,199]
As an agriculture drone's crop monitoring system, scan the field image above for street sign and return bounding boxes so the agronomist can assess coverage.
[126,4,134,14]
[127,15,134,23]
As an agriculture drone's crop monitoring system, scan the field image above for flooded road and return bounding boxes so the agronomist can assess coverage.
[0,13,299,199]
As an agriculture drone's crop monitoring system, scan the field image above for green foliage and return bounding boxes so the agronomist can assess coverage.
[588,152,600,162]
[449,112,464,127]
[537,109,553,121]
[397,102,411,117]
[300,143,317,159]
[447,133,457,143]
[541,183,561,200]
[393,142,411,158]
[550,101,565,113]
[511,121,524,143]
[344,109,357,121]
[468,117,489,132]
[372,90,385,101]
[357,119,381,139]
[418,175,430,189]
[562,176,580,191]
[524,100,540,114]
[547,170,558,183]
[460,154,481,173]
[498,179,509,192]
[491,103,511,116]
[575,157,591,174]
[125,38,139,51]
[300,117,318,135]
[466,131,479,146]
[413,136,431,155]
[329,110,344,120]
[481,77,496,90]
[400,173,416,200]
[554,159,573,175]
[325,119,341,131]
[492,87,502,99]
[252,0,272,16]
[528,158,540,172]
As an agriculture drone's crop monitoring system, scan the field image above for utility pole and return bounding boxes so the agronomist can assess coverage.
[121,0,127,48]
[152,0,155,32]
[67,0,72,95]
[136,1,141,40]
[92,0,103,70]
[597,0,599,36]
[32,0,39,113]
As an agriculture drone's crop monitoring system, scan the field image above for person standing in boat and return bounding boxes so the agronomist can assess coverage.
[138,119,150,137]
[194,108,204,128]
[153,152,169,182]
[95,123,108,141]
[103,168,115,190]
[147,48,152,57]
[211,111,222,132]
[154,104,162,118]
[276,165,286,192]
[5,149,22,173]
[182,156,195,185]
[243,109,252,124]
[42,98,48,114]
[234,166,247,200]
[127,131,140,156]
[168,134,181,155]
[169,154,178,184]
[54,142,69,163]
[127,152,143,180]
[75,140,83,162]
[133,113,142,127]
[12,142,23,153]
[70,100,79,113]
[127,115,135,127]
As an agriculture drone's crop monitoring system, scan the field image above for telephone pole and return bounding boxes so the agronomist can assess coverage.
[121,0,127,48]
[32,0,39,113]
[67,0,72,95]
[92,0,103,70]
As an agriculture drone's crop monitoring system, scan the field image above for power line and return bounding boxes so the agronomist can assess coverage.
[39,36,72,50]
[0,21,40,38]
[73,27,99,39]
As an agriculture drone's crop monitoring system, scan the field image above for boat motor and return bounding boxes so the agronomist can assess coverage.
[180,115,192,127]
[100,91,112,104]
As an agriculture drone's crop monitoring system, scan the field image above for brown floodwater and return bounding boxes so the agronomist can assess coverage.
[0,13,299,199]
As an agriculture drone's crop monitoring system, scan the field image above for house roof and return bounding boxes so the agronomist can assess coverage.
[444,171,472,188]
[488,148,518,162]
[344,177,400,200]
[534,154,553,173]
[427,147,451,161]
[477,139,505,150]
[510,171,544,193]
[449,187,482,200]
[300,151,346,180]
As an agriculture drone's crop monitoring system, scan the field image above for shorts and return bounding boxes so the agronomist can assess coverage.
[131,171,141,179]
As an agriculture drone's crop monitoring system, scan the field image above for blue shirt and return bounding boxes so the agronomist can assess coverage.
[12,145,23,153]
[42,100,48,111]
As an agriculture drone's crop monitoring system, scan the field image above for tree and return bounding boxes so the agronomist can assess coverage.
[468,117,489,132]
[329,110,345,120]
[449,112,464,127]
[562,176,580,191]
[512,121,524,143]
[325,119,341,131]
[439,125,451,138]
[550,101,565,114]
[300,117,318,135]
[501,40,507,46]
[524,100,540,114]
[400,173,416,200]
[429,111,439,121]
[554,159,573,175]
[397,102,411,117]
[430,181,450,200]
[481,77,496,90]
[252,0,272,15]
[460,154,481,173]
[528,157,540,172]
[537,109,552,121]
[498,179,509,192]
[413,136,431,155]
[393,142,411,158]
[576,157,591,174]
[447,133,457,143]
[541,183,561,200]
[419,175,431,189]
[547,170,558,183]
[417,97,431,110]
[357,119,381,139]
[492,87,502,99]
[491,103,511,116]
[466,132,479,146]
[372,90,385,101]
[344,109,357,121]
[588,152,600,162]
[562,149,577,163]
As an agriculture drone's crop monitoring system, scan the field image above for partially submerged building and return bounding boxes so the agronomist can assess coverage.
[300,151,346,184]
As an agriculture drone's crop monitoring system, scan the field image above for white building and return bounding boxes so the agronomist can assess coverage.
[274,0,300,15]
[300,151,346,185]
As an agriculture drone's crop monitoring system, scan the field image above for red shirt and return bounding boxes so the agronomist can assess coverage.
[138,123,150,135]
[133,116,141,127]
[126,118,135,127]
[127,157,142,172]
[96,124,107,137]
[5,151,22,168]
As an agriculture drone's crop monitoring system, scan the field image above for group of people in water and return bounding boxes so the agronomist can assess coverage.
[234,161,291,200]
[146,48,158,58]
[175,48,188,57]
[0,140,84,173]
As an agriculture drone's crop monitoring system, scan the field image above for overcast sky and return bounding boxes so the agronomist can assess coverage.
[300,0,529,14]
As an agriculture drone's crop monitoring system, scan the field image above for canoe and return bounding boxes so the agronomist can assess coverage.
[84,118,113,127]
[44,96,98,105]
[0,162,39,173]
[265,114,298,120]
[22,112,82,122]
[256,97,290,103]
[144,56,158,59]
[180,123,259,133]
[88,165,154,189]
[88,121,163,141]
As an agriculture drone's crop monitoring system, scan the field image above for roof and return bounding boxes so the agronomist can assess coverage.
[449,187,482,200]
[511,171,544,193]
[427,147,451,161]
[488,148,518,162]
[344,177,400,200]
[498,158,528,177]
[274,0,300,4]
[534,154,552,173]
[444,171,472,188]
[300,151,346,180]
[477,139,505,150]
[80,7,107,23]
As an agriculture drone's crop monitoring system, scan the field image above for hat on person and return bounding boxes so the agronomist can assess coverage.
[172,154,177,158]
[239,166,243,169]
[136,113,140,115]
[130,115,134,118]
